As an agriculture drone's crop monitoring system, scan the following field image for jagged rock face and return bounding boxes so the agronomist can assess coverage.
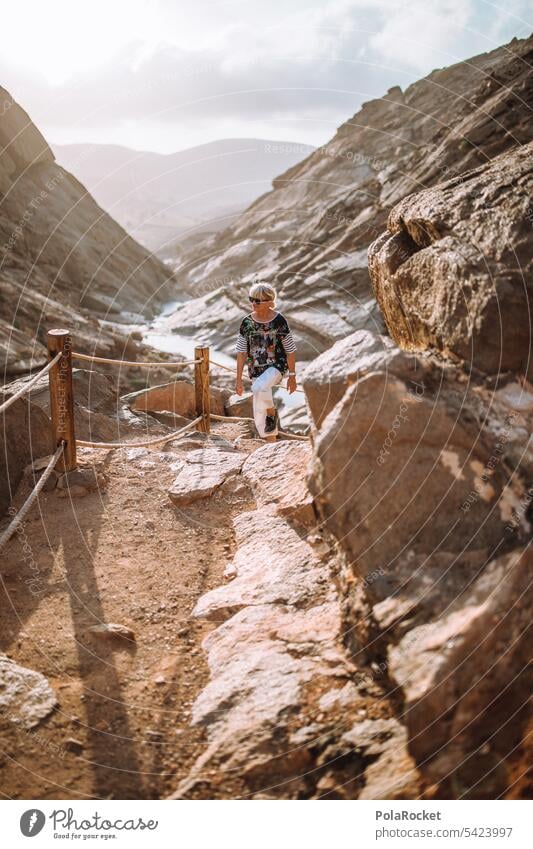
[307,332,530,585]
[168,34,533,358]
[175,459,421,799]
[368,143,533,378]
[388,547,532,798]
[0,85,172,375]
[306,280,532,793]
[299,40,533,796]
[168,447,247,506]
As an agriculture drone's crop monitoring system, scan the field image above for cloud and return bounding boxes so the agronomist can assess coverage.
[369,0,474,73]
[0,0,528,151]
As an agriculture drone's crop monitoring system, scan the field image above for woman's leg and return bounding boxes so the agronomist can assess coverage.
[251,367,283,437]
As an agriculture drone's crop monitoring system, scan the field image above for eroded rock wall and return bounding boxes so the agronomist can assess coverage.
[166,34,533,361]
[368,143,533,378]
[0,86,173,375]
[305,145,532,798]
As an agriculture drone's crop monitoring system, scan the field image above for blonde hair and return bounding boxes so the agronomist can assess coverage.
[249,281,277,305]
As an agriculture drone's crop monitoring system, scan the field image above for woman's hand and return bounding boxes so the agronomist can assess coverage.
[287,374,297,394]
[235,377,244,396]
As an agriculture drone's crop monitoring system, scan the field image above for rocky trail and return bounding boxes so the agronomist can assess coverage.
[0,420,254,799]
[0,412,424,801]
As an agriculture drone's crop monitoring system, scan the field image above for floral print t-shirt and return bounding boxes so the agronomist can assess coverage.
[235,312,296,379]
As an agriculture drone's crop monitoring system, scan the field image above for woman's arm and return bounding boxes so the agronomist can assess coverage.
[286,351,297,393]
[236,351,247,395]
[235,327,248,395]
[281,327,297,393]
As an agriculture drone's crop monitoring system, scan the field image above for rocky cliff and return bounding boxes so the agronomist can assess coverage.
[303,145,532,798]
[164,34,532,365]
[170,34,533,799]
[0,86,173,376]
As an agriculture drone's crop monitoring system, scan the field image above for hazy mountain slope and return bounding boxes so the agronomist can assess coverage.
[53,139,314,254]
[0,85,173,375]
[166,34,533,362]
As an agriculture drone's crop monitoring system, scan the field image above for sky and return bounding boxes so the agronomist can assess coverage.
[1,0,531,153]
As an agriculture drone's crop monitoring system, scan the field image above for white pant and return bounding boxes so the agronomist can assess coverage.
[251,366,283,437]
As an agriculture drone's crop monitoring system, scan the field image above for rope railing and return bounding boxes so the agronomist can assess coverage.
[73,349,304,396]
[210,358,239,373]
[0,441,65,553]
[2,329,308,487]
[0,328,309,560]
[72,351,202,368]
[76,415,203,449]
[0,351,62,415]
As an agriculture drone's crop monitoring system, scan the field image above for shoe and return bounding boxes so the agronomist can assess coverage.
[264,410,279,435]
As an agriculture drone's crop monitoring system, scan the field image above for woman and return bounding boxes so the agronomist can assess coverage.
[234,282,297,442]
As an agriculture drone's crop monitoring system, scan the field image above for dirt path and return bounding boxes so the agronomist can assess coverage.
[0,422,257,799]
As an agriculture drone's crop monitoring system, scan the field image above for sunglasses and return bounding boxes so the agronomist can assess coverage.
[249,296,272,304]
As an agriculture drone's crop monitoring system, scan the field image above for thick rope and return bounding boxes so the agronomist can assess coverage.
[276,430,310,442]
[211,412,254,422]
[72,352,202,368]
[76,415,204,449]
[210,358,241,374]
[0,351,63,415]
[0,442,65,553]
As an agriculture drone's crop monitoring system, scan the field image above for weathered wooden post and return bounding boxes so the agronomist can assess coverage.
[194,345,210,433]
[47,329,77,472]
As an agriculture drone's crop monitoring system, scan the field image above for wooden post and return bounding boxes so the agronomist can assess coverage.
[194,346,210,433]
[47,329,77,472]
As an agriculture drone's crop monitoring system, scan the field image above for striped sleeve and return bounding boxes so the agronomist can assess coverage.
[235,332,248,353]
[282,330,296,353]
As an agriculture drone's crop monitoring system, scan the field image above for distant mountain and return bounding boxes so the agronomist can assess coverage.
[53,139,315,254]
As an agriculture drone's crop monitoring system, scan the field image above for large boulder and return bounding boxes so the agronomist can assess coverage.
[241,441,315,526]
[303,329,421,427]
[306,327,532,796]
[168,446,246,506]
[125,379,230,418]
[388,547,532,797]
[368,142,533,379]
[308,348,528,586]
